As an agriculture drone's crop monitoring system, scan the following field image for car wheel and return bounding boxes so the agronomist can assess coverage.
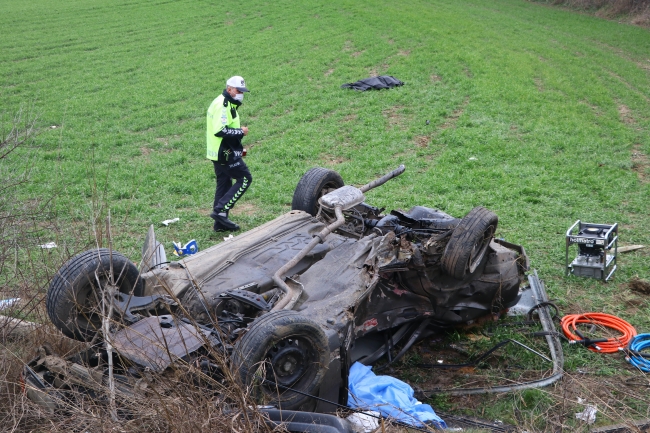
[441,206,498,280]
[46,248,144,341]
[291,167,344,216]
[232,310,329,411]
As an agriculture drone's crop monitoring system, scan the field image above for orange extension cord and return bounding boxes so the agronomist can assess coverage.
[561,313,637,353]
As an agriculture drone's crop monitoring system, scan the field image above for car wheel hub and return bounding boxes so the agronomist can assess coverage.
[268,338,310,386]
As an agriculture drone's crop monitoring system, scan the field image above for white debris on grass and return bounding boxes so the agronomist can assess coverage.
[39,242,57,249]
[469,157,478,161]
[223,234,234,242]
[575,404,597,424]
[0,298,20,311]
[161,218,179,226]
[346,411,380,433]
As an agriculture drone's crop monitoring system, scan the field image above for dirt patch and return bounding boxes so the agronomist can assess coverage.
[343,114,358,122]
[618,104,635,124]
[230,202,259,217]
[414,135,429,148]
[630,277,650,295]
[463,67,473,78]
[534,77,544,92]
[319,154,348,166]
[430,74,442,82]
[637,59,650,71]
[155,135,180,146]
[351,50,365,58]
[612,289,648,315]
[383,105,407,131]
[398,50,410,57]
[631,143,649,183]
[607,70,650,103]
[440,96,469,130]
[140,146,152,157]
[324,68,334,77]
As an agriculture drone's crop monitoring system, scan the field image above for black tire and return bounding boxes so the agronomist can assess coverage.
[231,310,329,411]
[46,248,144,341]
[291,167,344,216]
[441,206,498,280]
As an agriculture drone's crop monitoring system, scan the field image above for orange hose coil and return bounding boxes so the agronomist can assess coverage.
[561,313,637,353]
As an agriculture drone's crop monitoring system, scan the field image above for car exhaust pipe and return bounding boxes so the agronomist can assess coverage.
[273,165,406,311]
[359,164,405,193]
[272,206,345,311]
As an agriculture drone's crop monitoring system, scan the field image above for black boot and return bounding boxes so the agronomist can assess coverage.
[211,212,239,232]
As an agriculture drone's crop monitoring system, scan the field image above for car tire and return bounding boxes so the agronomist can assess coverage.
[232,310,329,411]
[291,167,344,216]
[441,206,498,280]
[46,248,144,341]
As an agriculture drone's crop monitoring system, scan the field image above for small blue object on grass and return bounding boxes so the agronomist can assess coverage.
[172,240,198,257]
[347,362,446,429]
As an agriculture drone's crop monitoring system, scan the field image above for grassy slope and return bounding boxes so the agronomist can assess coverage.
[1,0,650,427]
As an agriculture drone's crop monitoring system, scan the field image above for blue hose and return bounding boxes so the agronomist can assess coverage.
[627,333,650,372]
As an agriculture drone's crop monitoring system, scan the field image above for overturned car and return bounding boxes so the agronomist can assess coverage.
[26,165,529,412]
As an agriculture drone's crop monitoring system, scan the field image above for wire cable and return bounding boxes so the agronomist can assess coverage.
[626,333,650,372]
[561,313,636,353]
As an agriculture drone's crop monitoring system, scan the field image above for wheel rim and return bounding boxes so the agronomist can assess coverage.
[75,274,122,334]
[74,277,106,332]
[467,224,496,273]
[266,336,314,388]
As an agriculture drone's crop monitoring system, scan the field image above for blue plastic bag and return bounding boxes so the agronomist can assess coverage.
[347,362,446,428]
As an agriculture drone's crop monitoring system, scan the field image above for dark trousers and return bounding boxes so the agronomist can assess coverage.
[212,159,252,214]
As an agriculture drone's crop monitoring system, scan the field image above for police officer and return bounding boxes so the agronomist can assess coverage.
[206,76,251,232]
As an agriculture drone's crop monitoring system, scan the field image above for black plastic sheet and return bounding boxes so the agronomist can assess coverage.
[341,75,404,91]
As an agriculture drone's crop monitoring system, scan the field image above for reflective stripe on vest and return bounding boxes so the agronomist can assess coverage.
[206,94,240,160]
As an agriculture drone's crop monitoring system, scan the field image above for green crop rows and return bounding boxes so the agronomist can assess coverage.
[2,0,650,428]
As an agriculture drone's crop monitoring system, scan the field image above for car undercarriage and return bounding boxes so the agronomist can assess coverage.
[24,165,562,420]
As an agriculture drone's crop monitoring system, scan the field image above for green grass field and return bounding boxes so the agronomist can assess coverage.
[2,0,650,430]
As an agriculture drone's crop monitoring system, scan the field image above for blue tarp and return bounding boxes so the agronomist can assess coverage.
[347,362,447,428]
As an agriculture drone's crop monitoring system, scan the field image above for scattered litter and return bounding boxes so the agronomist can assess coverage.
[161,218,179,226]
[223,234,234,242]
[347,362,446,428]
[38,242,57,249]
[575,404,597,424]
[437,360,444,364]
[0,298,20,311]
[618,245,644,253]
[346,411,380,433]
[172,240,198,257]
[341,75,404,91]
[469,157,478,161]
[425,120,430,125]
[50,125,57,129]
